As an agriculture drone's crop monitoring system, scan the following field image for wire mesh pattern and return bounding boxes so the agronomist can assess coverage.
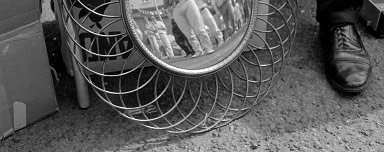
[58,0,297,133]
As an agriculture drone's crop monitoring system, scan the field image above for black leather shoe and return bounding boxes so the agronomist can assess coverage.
[185,51,195,57]
[320,23,372,93]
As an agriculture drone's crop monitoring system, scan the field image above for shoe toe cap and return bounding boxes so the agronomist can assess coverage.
[344,70,369,87]
[329,60,371,90]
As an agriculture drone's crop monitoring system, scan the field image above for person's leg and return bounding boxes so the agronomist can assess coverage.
[234,5,238,30]
[222,2,235,39]
[227,2,236,33]
[148,35,162,57]
[237,3,244,27]
[316,0,372,93]
[214,14,225,37]
[159,33,174,57]
[238,0,246,23]
[317,0,363,28]
[173,1,204,56]
[221,7,230,40]
[184,0,213,53]
[201,8,224,46]
[171,19,195,56]
[243,0,250,22]
[176,37,195,56]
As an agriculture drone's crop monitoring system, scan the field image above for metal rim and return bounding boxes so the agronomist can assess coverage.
[58,0,298,133]
[122,0,259,77]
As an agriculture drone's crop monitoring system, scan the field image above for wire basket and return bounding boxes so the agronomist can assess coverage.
[58,0,297,133]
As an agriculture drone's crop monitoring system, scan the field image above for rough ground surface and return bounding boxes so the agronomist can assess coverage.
[1,0,384,151]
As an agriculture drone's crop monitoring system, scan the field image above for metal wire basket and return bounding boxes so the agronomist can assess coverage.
[57,0,297,133]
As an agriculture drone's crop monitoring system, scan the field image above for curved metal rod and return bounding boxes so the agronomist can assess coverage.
[72,0,121,18]
[62,1,124,38]
[58,0,297,133]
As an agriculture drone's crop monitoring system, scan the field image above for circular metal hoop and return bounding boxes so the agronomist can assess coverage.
[58,0,297,133]
[122,0,259,77]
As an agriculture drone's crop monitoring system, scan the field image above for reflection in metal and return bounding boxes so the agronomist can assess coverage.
[125,0,258,74]
[58,0,297,133]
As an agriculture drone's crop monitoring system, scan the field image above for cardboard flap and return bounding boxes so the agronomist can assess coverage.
[0,0,40,35]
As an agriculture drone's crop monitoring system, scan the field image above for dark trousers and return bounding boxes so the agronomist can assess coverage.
[171,19,195,55]
[317,0,363,28]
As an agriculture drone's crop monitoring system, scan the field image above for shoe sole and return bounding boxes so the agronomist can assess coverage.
[205,49,215,55]
[192,51,204,58]
[191,54,200,58]
[326,70,372,93]
[184,53,192,57]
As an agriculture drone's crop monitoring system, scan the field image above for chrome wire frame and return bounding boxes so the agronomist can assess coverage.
[58,0,297,133]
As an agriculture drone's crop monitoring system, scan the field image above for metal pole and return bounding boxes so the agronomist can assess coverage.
[56,0,90,109]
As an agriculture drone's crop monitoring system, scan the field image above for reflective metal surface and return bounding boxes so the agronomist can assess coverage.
[58,0,297,133]
[124,0,257,75]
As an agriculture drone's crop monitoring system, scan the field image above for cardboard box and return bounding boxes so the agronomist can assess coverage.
[360,0,384,37]
[0,0,41,35]
[0,21,58,140]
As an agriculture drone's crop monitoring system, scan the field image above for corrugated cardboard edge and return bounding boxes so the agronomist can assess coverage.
[0,9,40,36]
[0,21,41,42]
[1,129,14,141]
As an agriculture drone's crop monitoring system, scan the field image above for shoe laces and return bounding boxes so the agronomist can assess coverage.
[334,25,359,50]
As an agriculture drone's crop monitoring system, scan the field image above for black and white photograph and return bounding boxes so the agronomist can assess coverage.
[127,0,253,70]
[2,0,384,151]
